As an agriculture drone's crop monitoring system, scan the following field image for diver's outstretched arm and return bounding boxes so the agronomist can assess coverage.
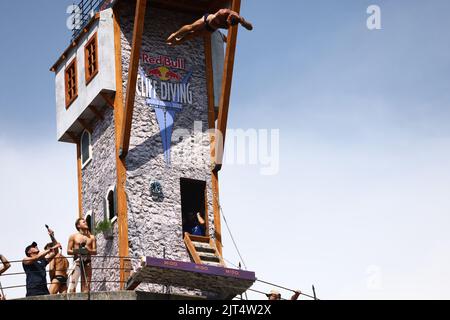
[166,18,205,45]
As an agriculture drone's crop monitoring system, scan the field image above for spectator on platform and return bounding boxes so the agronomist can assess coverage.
[22,241,60,297]
[266,289,301,301]
[45,242,69,295]
[67,218,97,293]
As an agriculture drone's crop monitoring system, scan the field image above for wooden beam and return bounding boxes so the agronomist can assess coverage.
[204,35,217,131]
[76,141,83,219]
[88,105,105,121]
[211,172,222,256]
[214,0,241,172]
[113,7,130,290]
[184,233,203,264]
[68,132,82,222]
[204,34,223,256]
[100,92,115,109]
[209,237,225,266]
[77,119,93,134]
[66,132,79,144]
[119,0,147,158]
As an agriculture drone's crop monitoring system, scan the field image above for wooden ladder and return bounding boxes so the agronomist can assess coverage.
[184,233,225,267]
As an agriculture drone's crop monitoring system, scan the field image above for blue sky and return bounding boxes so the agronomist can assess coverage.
[1,0,450,299]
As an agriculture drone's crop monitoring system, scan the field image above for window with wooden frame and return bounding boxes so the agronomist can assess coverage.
[80,130,93,169]
[104,185,117,223]
[85,33,99,85]
[65,58,78,108]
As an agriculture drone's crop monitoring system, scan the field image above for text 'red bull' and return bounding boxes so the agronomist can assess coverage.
[141,54,186,70]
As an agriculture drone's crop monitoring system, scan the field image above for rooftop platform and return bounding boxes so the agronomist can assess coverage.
[72,0,231,39]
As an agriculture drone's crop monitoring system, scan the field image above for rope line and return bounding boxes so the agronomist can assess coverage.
[212,193,319,300]
[212,192,248,270]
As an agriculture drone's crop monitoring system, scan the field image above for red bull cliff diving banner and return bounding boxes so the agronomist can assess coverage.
[137,54,194,165]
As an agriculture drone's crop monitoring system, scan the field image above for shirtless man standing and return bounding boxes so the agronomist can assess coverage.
[67,218,97,293]
[45,242,69,294]
[166,8,253,46]
[45,228,69,294]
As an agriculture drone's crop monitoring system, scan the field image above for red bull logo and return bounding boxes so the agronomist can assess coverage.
[147,66,181,82]
[147,68,162,78]
[141,54,186,70]
[166,70,181,81]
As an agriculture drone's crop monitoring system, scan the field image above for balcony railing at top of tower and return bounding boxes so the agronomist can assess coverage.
[69,0,109,39]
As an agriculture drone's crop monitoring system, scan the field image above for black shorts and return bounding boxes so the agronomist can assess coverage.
[55,276,68,286]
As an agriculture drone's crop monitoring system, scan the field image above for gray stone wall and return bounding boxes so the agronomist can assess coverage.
[118,3,215,295]
[81,107,120,292]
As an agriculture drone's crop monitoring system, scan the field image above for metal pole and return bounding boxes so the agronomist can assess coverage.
[163,247,169,295]
[79,253,90,300]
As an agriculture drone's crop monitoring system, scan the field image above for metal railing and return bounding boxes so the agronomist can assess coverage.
[70,0,107,39]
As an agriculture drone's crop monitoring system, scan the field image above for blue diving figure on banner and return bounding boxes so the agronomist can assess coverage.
[139,67,193,166]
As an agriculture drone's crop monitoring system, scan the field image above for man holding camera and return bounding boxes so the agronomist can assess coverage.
[22,241,61,297]
[67,218,97,293]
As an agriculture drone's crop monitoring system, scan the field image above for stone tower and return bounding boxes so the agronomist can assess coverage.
[51,0,251,298]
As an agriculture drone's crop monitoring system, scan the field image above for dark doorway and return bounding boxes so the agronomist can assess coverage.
[180,178,208,237]
[107,190,115,220]
[86,214,92,233]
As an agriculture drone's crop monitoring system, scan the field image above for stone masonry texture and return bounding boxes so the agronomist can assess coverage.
[80,2,216,296]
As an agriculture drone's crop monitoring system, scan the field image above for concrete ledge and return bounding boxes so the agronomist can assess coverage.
[17,291,207,301]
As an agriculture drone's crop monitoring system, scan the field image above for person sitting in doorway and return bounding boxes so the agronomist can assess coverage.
[186,212,206,237]
[166,8,253,46]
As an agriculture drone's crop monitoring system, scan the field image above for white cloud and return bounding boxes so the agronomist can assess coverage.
[220,135,450,300]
